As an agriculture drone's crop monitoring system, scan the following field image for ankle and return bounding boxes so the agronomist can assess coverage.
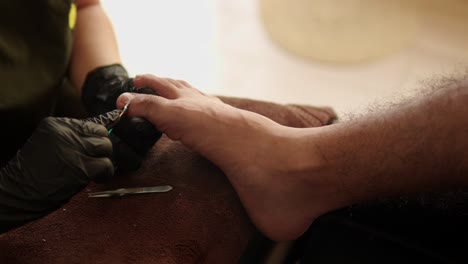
[283,126,347,216]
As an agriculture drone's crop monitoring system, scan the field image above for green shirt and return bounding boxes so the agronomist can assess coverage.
[0,0,75,162]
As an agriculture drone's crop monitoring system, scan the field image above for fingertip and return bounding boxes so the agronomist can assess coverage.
[134,73,157,87]
[121,94,167,127]
[117,93,147,118]
[116,93,135,108]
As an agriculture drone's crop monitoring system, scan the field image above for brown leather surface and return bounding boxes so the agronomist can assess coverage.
[0,96,336,264]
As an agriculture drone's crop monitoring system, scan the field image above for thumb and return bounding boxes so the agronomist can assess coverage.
[116,93,169,128]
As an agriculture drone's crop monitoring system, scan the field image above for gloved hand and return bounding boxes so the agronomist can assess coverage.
[0,116,114,233]
[81,64,162,171]
[85,110,144,172]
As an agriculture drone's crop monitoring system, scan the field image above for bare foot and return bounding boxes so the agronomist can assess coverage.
[117,75,338,241]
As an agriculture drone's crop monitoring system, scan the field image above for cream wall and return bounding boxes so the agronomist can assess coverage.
[101,0,468,115]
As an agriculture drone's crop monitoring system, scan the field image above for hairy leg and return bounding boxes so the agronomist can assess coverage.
[117,74,468,241]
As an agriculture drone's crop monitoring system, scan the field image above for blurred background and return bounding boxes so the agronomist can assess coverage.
[101,0,468,115]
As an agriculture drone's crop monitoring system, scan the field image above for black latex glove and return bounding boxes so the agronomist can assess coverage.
[0,117,114,233]
[85,110,143,172]
[81,64,162,171]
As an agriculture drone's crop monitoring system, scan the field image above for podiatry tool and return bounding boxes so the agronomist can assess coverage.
[88,185,173,198]
[107,101,131,134]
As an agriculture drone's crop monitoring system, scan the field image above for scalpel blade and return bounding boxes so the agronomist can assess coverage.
[88,185,173,198]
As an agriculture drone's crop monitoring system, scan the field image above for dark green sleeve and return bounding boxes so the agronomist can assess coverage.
[0,0,75,162]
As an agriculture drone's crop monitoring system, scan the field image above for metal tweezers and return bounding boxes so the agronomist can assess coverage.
[107,101,131,134]
[88,185,173,198]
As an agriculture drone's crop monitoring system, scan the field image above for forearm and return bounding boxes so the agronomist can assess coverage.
[304,80,468,210]
[69,0,121,91]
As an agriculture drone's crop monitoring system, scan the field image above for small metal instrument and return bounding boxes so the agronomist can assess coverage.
[88,185,173,198]
[107,101,131,134]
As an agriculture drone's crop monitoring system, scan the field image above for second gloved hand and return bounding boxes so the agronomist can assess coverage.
[81,64,162,171]
[85,110,146,172]
[0,117,114,233]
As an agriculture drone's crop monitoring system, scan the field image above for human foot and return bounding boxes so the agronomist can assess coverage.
[116,74,337,240]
